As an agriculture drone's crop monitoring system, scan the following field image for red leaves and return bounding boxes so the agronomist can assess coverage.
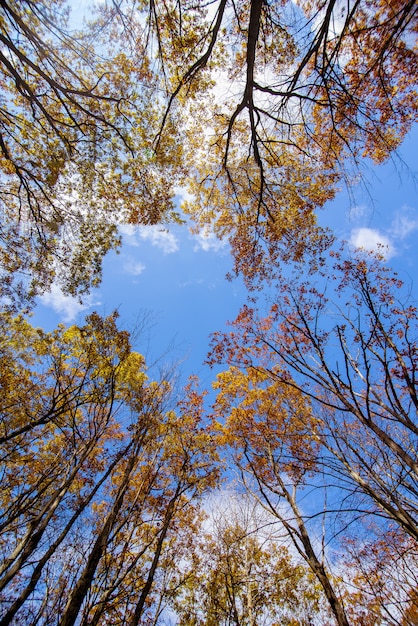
[209,240,418,539]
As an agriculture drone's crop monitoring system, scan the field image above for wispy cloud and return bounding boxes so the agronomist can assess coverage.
[39,285,98,322]
[347,204,369,221]
[391,206,418,240]
[137,226,179,253]
[119,224,179,254]
[193,226,228,253]
[178,278,205,288]
[123,259,146,276]
[119,224,140,247]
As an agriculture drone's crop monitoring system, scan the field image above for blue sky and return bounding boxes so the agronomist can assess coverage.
[318,127,418,273]
[32,206,248,383]
[32,124,418,384]
[47,0,418,384]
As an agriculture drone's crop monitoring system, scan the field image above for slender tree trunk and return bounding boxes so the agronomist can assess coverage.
[0,438,98,593]
[251,461,350,626]
[0,452,122,626]
[59,441,139,626]
[128,485,181,626]
[284,482,350,626]
[245,544,255,626]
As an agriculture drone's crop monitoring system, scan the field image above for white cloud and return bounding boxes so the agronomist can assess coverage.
[123,259,146,276]
[119,224,140,247]
[391,206,418,240]
[349,227,395,259]
[193,226,228,253]
[174,186,194,203]
[348,206,418,260]
[137,226,179,253]
[347,204,368,221]
[178,278,205,288]
[39,284,98,322]
[119,224,179,254]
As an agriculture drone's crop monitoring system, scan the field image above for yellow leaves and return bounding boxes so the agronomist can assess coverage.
[0,1,187,307]
[181,100,340,285]
[1,0,416,308]
[173,489,331,625]
[0,312,135,453]
[213,365,320,483]
[117,351,147,387]
[0,310,224,624]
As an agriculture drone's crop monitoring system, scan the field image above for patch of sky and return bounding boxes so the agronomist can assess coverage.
[317,123,418,276]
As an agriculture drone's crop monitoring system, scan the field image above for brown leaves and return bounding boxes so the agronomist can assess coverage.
[0,0,185,308]
[210,242,418,543]
[174,0,417,282]
[1,0,416,304]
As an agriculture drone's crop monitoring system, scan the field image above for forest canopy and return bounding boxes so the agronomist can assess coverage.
[0,0,417,624]
[0,0,417,306]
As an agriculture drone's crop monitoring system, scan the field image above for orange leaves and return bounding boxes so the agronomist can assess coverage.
[182,128,339,287]
[172,492,331,625]
[301,0,418,165]
[341,527,418,625]
[206,239,418,623]
[0,311,224,624]
[2,0,416,306]
[213,365,319,483]
[154,377,221,497]
[171,0,417,286]
[210,240,418,548]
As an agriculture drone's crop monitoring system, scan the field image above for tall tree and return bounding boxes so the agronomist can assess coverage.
[1,0,417,304]
[140,0,418,279]
[171,491,334,626]
[0,315,220,625]
[211,367,350,626]
[0,312,133,622]
[209,244,418,623]
[342,526,418,624]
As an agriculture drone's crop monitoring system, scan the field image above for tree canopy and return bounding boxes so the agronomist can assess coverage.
[0,0,417,623]
[1,0,417,305]
[209,243,418,624]
[0,312,221,625]
[0,0,183,308]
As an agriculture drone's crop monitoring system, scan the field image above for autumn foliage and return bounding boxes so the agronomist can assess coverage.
[1,0,418,623]
[1,0,417,305]
[0,313,219,625]
[209,244,418,624]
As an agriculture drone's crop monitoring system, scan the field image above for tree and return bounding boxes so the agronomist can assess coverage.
[0,315,220,625]
[209,244,418,623]
[140,0,418,280]
[0,311,135,623]
[0,0,183,309]
[1,0,417,305]
[342,526,418,624]
[210,367,350,626]
[171,491,334,626]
